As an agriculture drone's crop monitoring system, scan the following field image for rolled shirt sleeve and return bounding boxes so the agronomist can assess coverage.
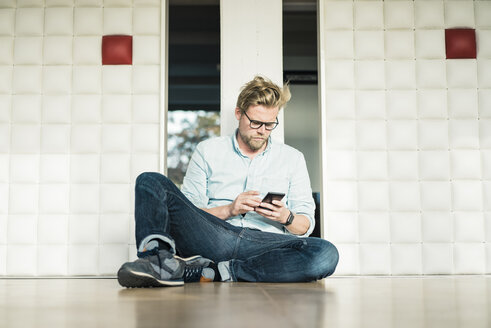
[285,152,316,237]
[181,143,209,208]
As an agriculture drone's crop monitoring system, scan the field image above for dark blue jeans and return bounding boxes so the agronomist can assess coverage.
[134,172,339,282]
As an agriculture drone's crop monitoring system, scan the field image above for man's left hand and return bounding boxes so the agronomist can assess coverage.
[254,200,290,224]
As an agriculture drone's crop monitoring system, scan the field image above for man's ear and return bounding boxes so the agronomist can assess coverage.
[235,107,242,120]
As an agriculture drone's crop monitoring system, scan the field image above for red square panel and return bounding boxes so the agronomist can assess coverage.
[102,35,132,65]
[445,29,476,59]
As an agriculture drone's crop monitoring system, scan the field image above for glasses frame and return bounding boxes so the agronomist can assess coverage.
[242,111,279,131]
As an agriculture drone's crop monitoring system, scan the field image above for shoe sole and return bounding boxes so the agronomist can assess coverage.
[118,267,184,288]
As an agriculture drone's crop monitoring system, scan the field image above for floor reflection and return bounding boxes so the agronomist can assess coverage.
[0,277,489,328]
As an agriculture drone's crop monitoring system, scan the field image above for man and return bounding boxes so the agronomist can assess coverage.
[118,76,338,287]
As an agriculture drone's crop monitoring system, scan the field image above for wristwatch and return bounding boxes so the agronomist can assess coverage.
[284,210,295,226]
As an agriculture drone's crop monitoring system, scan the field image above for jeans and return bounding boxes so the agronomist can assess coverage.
[134,172,339,282]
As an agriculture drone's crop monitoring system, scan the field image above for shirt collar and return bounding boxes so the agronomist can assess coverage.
[232,129,273,158]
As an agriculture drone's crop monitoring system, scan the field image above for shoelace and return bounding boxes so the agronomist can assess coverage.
[183,266,203,282]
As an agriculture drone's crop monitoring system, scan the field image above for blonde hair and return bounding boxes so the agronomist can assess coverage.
[236,75,291,113]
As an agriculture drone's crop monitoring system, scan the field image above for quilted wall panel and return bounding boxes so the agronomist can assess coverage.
[319,0,491,275]
[0,0,162,276]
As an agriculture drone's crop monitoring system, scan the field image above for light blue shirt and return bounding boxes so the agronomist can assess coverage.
[181,130,315,237]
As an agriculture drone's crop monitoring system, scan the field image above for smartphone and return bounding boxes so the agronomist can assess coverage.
[259,192,285,209]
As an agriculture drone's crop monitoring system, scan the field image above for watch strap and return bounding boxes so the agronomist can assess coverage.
[284,211,295,226]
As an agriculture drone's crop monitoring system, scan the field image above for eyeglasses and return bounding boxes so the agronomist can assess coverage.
[242,111,279,131]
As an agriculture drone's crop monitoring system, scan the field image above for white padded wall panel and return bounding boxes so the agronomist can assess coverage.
[0,9,16,35]
[8,246,37,276]
[390,212,421,243]
[40,155,69,183]
[46,0,73,7]
[0,216,7,244]
[102,95,131,123]
[449,120,479,149]
[354,1,383,30]
[448,89,478,118]
[0,1,163,276]
[68,245,98,275]
[358,151,387,180]
[103,8,132,35]
[477,30,491,57]
[324,0,491,275]
[102,66,132,94]
[355,31,384,59]
[43,96,71,123]
[356,121,386,150]
[105,0,132,7]
[324,31,354,59]
[72,66,102,94]
[43,38,73,65]
[13,95,41,122]
[388,151,418,180]
[391,244,422,275]
[387,120,418,150]
[17,1,41,9]
[476,1,491,28]
[72,96,101,122]
[0,155,9,181]
[384,1,414,29]
[102,124,132,153]
[132,95,159,123]
[447,60,477,88]
[38,246,67,275]
[15,8,44,35]
[385,90,417,119]
[415,30,445,59]
[323,1,352,29]
[13,66,42,94]
[478,60,491,87]
[444,1,475,28]
[133,65,160,93]
[45,8,73,35]
[73,37,102,64]
[483,120,491,148]
[356,91,385,119]
[418,90,447,119]
[420,149,451,178]
[386,31,414,59]
[358,183,388,211]
[74,8,103,35]
[133,37,160,64]
[0,38,13,65]
[43,67,72,94]
[38,215,68,244]
[416,60,447,88]
[101,154,131,183]
[75,0,102,6]
[70,185,99,214]
[14,37,42,64]
[133,7,160,35]
[39,184,69,214]
[10,154,39,182]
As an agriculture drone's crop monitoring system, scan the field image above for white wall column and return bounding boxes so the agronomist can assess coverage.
[220,0,284,141]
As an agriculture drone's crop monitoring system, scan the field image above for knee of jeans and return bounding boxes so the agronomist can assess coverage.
[306,239,339,279]
[136,172,171,189]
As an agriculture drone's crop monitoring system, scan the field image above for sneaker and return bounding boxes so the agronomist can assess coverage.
[117,249,216,288]
[177,255,217,283]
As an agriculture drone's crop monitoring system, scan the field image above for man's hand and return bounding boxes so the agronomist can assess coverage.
[228,191,262,217]
[254,200,290,224]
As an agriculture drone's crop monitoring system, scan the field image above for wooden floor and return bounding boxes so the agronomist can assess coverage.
[0,276,490,328]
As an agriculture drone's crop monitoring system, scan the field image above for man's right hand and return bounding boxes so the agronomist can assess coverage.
[228,190,261,217]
